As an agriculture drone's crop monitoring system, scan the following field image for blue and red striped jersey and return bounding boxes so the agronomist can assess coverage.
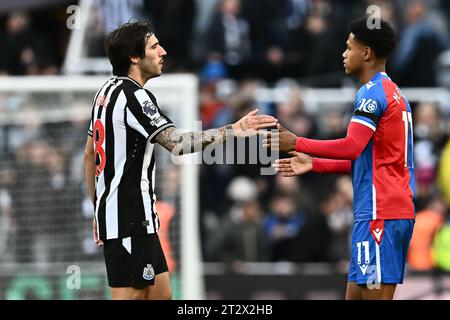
[350,72,415,221]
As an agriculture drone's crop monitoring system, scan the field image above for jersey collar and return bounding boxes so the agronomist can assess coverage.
[117,76,142,88]
[369,71,389,83]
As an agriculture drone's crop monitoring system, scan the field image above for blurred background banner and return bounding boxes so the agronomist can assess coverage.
[0,0,449,300]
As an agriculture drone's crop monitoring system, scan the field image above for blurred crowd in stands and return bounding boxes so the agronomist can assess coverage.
[197,79,450,273]
[1,0,449,86]
[0,0,449,275]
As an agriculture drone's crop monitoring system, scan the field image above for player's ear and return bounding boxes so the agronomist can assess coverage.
[130,56,140,65]
[363,47,371,61]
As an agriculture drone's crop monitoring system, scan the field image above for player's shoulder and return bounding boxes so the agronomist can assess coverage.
[127,87,160,117]
[142,88,157,102]
[96,76,116,94]
[132,87,158,106]
[379,76,401,97]
[116,79,156,104]
[356,78,388,102]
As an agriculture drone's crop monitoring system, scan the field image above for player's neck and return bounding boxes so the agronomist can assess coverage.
[359,63,386,84]
[127,69,146,87]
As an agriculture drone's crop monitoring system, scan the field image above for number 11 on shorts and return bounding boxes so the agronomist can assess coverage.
[357,241,370,268]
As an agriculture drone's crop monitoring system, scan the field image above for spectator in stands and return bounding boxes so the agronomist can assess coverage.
[263,193,305,261]
[414,102,448,211]
[239,0,311,80]
[216,199,270,270]
[207,176,259,261]
[0,162,15,263]
[293,181,352,263]
[431,210,450,272]
[13,140,52,263]
[408,195,447,271]
[332,176,354,262]
[0,11,58,75]
[272,174,314,218]
[204,0,251,76]
[45,148,80,262]
[294,9,343,84]
[144,0,197,71]
[438,138,450,207]
[273,82,317,139]
[318,108,348,140]
[390,0,448,86]
[86,0,147,56]
[200,53,228,86]
[7,106,43,154]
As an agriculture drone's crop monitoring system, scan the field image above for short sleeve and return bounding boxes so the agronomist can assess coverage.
[87,119,93,137]
[126,89,175,141]
[88,89,99,137]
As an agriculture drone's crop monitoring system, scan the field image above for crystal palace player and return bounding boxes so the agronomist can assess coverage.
[84,21,276,300]
[264,17,415,300]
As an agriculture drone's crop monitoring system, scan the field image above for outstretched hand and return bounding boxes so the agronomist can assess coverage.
[232,109,278,138]
[262,123,298,152]
[273,152,313,177]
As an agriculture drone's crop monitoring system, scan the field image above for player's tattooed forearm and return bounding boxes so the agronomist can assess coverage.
[155,125,231,155]
[155,127,182,152]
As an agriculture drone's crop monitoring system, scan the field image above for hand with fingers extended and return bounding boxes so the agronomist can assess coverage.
[93,218,104,247]
[231,109,278,138]
[262,123,298,152]
[273,152,313,177]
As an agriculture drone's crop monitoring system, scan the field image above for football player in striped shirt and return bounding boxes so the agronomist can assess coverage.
[84,21,277,300]
[265,17,415,300]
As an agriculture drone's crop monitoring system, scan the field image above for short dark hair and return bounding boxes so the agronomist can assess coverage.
[350,17,396,59]
[104,21,155,76]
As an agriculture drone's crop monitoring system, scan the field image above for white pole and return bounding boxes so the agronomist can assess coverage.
[179,75,205,299]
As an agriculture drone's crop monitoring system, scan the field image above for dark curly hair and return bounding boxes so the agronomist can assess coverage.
[104,21,155,76]
[350,17,396,59]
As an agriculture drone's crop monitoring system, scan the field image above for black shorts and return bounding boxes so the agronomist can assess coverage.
[103,233,169,289]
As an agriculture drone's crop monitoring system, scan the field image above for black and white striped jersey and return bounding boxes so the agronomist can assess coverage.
[87,76,174,241]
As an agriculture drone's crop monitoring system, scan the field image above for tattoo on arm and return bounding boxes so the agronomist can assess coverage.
[155,125,233,155]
